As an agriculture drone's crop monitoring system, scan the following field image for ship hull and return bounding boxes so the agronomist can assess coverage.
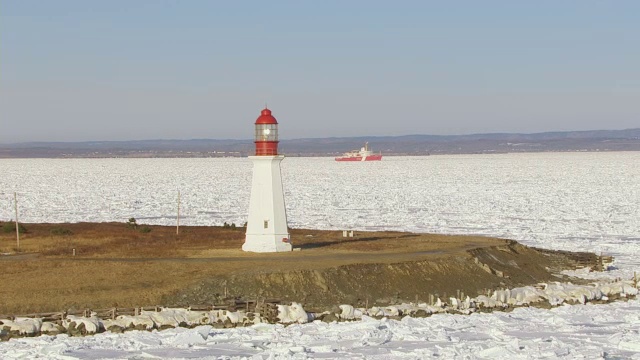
[335,155,382,162]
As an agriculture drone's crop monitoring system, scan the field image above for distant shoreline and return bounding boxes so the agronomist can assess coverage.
[1,128,639,158]
[1,149,639,160]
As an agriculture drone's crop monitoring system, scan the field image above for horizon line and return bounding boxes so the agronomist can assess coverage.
[2,127,639,146]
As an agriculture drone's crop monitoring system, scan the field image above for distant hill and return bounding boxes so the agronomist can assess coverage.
[1,128,639,158]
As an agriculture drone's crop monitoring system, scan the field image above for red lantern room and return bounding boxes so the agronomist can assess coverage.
[254,107,279,156]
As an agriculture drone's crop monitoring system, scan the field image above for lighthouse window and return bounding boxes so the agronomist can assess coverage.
[255,124,278,141]
[264,220,269,229]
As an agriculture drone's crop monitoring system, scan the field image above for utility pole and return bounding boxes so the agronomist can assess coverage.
[176,190,181,235]
[14,192,20,250]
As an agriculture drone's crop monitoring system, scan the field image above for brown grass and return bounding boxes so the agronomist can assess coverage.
[0,222,505,314]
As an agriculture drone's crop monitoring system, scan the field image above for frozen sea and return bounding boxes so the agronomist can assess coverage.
[1,152,639,359]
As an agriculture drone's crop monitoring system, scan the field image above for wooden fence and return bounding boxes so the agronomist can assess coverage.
[0,298,282,323]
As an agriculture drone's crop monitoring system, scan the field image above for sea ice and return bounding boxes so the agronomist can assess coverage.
[1,153,640,358]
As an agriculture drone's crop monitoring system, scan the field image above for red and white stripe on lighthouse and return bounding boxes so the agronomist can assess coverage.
[242,107,292,252]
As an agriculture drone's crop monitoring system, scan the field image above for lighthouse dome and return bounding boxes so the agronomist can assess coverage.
[255,108,278,124]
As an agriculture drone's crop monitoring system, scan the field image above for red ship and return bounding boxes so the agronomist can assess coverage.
[335,142,382,161]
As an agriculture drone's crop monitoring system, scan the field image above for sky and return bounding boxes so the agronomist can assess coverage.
[1,1,638,143]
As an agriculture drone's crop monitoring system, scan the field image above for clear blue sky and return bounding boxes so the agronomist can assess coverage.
[1,1,638,142]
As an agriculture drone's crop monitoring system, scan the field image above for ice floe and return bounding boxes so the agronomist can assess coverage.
[1,153,640,358]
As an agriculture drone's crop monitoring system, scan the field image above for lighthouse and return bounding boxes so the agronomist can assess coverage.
[242,107,292,252]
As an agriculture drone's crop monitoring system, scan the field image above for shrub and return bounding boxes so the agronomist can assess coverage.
[2,222,27,234]
[139,226,152,233]
[223,222,240,230]
[50,227,73,236]
[127,218,138,229]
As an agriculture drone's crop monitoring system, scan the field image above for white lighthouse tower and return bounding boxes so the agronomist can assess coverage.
[242,107,292,252]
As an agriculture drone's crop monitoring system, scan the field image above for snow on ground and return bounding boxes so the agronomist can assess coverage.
[2,301,640,359]
[1,152,639,358]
